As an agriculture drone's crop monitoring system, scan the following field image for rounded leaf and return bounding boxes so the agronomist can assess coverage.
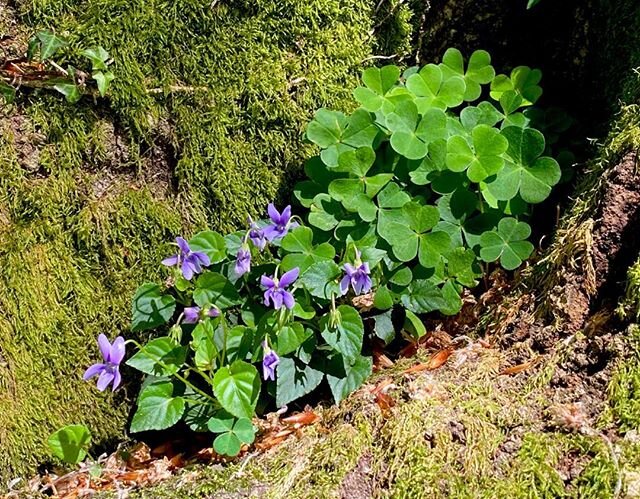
[213,361,261,419]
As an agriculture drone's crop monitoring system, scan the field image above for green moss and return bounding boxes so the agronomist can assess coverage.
[602,325,640,432]
[105,349,620,498]
[617,257,640,321]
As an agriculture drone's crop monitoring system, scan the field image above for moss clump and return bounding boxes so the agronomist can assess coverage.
[602,325,640,432]
[0,0,416,482]
[617,258,640,321]
[112,347,622,498]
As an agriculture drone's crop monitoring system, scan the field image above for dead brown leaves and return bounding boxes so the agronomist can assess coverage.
[12,409,321,498]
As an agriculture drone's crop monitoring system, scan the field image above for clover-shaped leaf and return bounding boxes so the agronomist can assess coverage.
[377,202,441,262]
[308,193,342,231]
[446,247,481,287]
[441,48,495,101]
[479,217,534,270]
[280,226,336,273]
[435,191,496,249]
[386,100,447,160]
[328,148,392,219]
[334,146,376,176]
[353,65,401,112]
[408,139,447,185]
[446,124,508,182]
[405,64,466,111]
[490,66,543,107]
[485,126,560,203]
[306,108,378,167]
[460,101,503,130]
[376,181,411,208]
[208,414,256,457]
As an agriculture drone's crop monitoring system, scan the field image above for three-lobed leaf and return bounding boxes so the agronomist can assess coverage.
[479,217,534,270]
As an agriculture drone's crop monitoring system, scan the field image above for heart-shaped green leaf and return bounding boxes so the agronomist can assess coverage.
[320,305,365,359]
[194,272,242,309]
[131,283,176,332]
[48,425,91,464]
[213,361,260,419]
[189,231,227,264]
[325,354,372,403]
[130,379,185,432]
[126,336,186,376]
[276,357,324,406]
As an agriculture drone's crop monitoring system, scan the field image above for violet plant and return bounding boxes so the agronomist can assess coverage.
[84,49,569,457]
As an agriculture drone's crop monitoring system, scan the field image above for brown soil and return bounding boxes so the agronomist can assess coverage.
[554,152,640,335]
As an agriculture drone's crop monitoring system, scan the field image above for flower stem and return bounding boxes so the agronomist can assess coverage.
[126,340,217,403]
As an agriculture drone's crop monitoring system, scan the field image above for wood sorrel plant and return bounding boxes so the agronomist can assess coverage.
[85,49,565,457]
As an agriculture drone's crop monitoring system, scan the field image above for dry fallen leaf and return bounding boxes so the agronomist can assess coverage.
[375,392,395,416]
[281,410,320,427]
[499,355,542,375]
[403,348,453,374]
[373,345,394,369]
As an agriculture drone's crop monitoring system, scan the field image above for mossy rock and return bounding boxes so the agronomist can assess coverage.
[0,0,416,482]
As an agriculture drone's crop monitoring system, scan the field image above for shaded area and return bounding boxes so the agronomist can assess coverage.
[412,0,640,135]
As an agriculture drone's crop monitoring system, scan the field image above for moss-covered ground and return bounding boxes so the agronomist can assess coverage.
[0,0,416,481]
[104,335,636,499]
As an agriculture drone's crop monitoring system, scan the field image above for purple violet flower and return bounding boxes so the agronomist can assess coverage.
[340,261,372,296]
[248,219,267,251]
[260,267,299,310]
[263,204,296,242]
[183,306,201,324]
[182,306,219,324]
[161,236,210,280]
[83,334,125,392]
[262,342,279,381]
[235,247,251,277]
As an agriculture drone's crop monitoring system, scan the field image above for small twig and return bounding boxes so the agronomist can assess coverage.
[360,54,398,64]
[375,0,386,12]
[146,85,208,94]
[49,60,68,76]
[231,451,258,479]
[413,1,431,65]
